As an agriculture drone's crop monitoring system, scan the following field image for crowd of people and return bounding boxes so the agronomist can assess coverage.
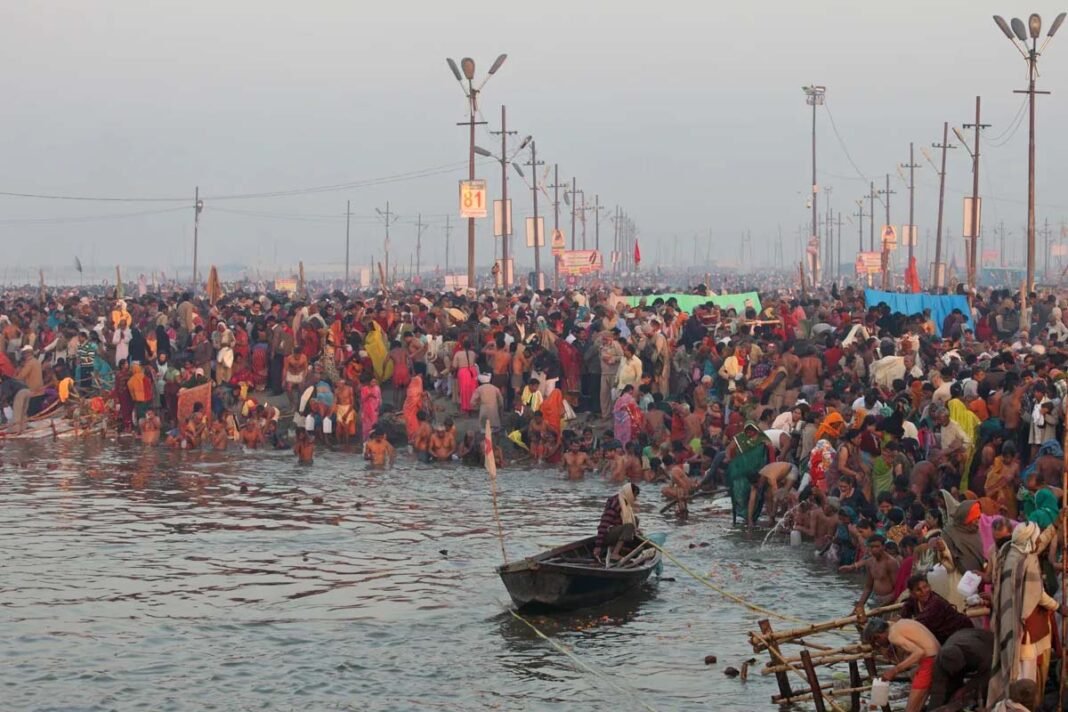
[3,278,1068,710]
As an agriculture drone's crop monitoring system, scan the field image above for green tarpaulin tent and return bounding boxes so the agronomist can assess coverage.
[622,292,762,315]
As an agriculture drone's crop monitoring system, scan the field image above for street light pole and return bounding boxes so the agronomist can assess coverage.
[803,85,825,285]
[993,12,1066,291]
[345,199,351,286]
[528,140,542,289]
[960,96,990,292]
[933,123,955,289]
[446,54,507,289]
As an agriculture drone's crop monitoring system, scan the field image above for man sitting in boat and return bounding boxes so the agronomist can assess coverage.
[594,483,641,563]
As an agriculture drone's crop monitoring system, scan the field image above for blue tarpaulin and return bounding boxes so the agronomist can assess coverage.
[863,289,972,337]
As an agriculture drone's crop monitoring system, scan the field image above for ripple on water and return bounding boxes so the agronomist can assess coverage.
[1,437,858,711]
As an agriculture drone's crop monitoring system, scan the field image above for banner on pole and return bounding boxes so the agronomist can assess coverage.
[493,199,512,237]
[900,225,917,247]
[962,197,982,239]
[855,252,882,275]
[557,250,603,276]
[551,229,566,254]
[459,180,487,218]
[881,225,898,249]
[524,216,544,247]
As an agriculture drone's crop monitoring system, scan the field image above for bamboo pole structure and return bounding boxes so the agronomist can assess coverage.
[753,631,849,712]
[750,603,904,651]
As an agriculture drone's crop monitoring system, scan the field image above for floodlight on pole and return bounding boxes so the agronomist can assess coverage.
[1049,12,1067,36]
[473,145,493,158]
[1012,17,1029,41]
[488,54,507,75]
[460,57,476,81]
[512,163,524,178]
[446,58,463,82]
[1030,13,1042,37]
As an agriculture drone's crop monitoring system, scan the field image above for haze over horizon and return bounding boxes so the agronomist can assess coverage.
[2,0,1067,281]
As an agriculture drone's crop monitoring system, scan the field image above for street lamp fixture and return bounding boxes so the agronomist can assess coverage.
[445,53,508,287]
[991,11,1066,289]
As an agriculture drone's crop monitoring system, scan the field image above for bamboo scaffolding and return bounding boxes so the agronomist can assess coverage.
[750,603,903,651]
[762,648,872,675]
[752,631,849,712]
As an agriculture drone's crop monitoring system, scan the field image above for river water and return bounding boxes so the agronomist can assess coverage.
[1,438,860,711]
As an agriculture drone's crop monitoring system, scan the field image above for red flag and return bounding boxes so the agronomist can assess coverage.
[633,240,641,265]
[905,256,921,293]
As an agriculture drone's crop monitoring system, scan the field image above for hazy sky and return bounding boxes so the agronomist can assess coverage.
[2,0,1067,282]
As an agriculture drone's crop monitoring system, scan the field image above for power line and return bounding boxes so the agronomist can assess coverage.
[0,205,187,225]
[0,158,492,204]
[821,100,868,183]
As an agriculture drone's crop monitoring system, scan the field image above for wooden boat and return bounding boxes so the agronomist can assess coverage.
[497,536,661,611]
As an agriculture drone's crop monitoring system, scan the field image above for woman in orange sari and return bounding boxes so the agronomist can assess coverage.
[541,386,565,436]
[402,364,429,439]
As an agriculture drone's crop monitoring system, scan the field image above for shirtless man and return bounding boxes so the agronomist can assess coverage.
[864,617,940,712]
[798,349,823,401]
[429,423,455,461]
[623,442,644,480]
[241,418,265,449]
[210,420,229,450]
[294,429,315,464]
[684,407,705,444]
[284,351,309,410]
[333,379,356,445]
[562,440,593,480]
[527,412,548,463]
[660,454,692,515]
[747,461,798,528]
[411,410,433,462]
[364,428,396,466]
[909,460,937,500]
[856,534,900,609]
[182,404,207,449]
[140,409,161,445]
[643,406,667,440]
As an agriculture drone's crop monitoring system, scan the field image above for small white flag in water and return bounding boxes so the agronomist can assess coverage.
[484,420,497,480]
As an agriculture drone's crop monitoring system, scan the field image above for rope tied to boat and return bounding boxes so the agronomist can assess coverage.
[507,608,660,712]
[638,536,812,626]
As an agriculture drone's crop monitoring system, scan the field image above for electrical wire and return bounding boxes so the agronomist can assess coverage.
[0,205,187,225]
[821,100,868,183]
[0,158,492,204]
[981,96,1028,146]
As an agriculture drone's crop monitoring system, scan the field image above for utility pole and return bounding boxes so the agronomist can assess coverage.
[901,143,921,281]
[490,105,516,287]
[837,212,843,279]
[549,165,564,286]
[549,165,563,235]
[962,96,990,291]
[525,140,543,289]
[192,186,203,291]
[999,221,1006,268]
[823,185,833,284]
[444,215,452,275]
[878,174,896,288]
[376,202,396,287]
[593,194,601,251]
[345,200,352,286]
[932,122,955,289]
[570,177,577,250]
[415,213,425,280]
[854,200,866,252]
[868,182,877,251]
[804,85,825,284]
[1042,218,1052,281]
